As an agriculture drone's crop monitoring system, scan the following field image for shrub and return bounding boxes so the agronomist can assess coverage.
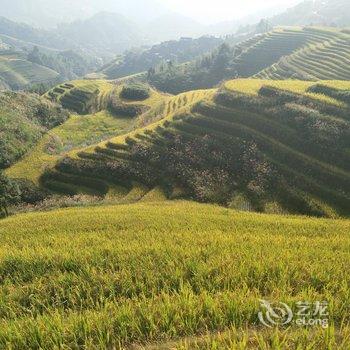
[14,179,49,204]
[53,87,65,94]
[120,83,150,101]
[0,91,68,168]
[108,101,149,118]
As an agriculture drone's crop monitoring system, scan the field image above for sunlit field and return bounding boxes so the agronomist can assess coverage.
[0,201,349,348]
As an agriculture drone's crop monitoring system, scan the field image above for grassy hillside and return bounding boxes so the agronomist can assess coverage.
[0,201,349,348]
[0,50,59,90]
[0,91,68,169]
[23,78,350,217]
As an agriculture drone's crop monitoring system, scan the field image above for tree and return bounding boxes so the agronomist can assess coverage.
[212,43,234,78]
[256,19,271,34]
[0,172,20,217]
[27,46,43,66]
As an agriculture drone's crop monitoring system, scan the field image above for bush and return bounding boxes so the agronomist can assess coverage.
[108,92,149,117]
[0,91,68,169]
[120,83,150,101]
[14,179,49,204]
[110,102,148,118]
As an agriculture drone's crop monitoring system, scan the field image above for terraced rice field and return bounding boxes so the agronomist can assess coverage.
[164,90,216,116]
[233,28,314,77]
[224,78,350,105]
[46,80,114,114]
[37,79,350,217]
[253,28,350,80]
[6,80,169,185]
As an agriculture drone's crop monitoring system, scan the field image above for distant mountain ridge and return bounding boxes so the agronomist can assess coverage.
[0,0,168,28]
[0,14,143,57]
[0,12,218,59]
[146,13,206,41]
[56,12,143,56]
[270,0,350,27]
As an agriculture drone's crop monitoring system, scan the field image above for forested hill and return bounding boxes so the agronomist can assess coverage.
[98,36,224,80]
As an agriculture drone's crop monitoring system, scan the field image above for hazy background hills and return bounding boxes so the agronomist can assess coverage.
[0,0,168,27]
[1,0,349,48]
[270,0,350,26]
[1,0,349,90]
[0,0,350,54]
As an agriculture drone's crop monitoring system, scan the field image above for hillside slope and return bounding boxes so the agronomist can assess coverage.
[0,91,68,169]
[0,201,349,348]
[6,79,170,187]
[9,78,350,217]
[0,50,59,90]
[99,36,223,80]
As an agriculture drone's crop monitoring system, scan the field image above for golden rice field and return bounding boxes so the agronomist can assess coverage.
[0,201,349,349]
[224,79,350,106]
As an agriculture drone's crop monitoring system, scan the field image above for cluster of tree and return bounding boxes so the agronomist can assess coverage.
[101,36,223,79]
[107,84,151,117]
[0,172,49,217]
[143,17,279,95]
[120,83,150,100]
[147,43,238,94]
